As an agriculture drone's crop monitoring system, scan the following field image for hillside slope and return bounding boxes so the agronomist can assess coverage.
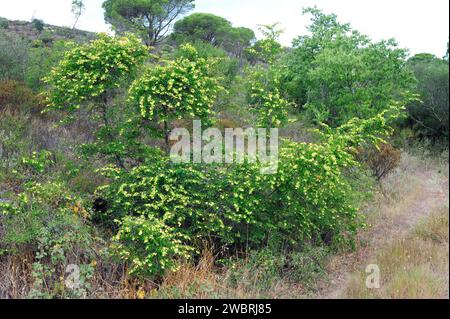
[0,17,96,44]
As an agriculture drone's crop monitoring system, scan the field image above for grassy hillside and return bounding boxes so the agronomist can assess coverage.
[0,17,95,43]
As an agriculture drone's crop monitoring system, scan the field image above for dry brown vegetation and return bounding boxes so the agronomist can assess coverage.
[317,150,449,299]
[343,207,448,299]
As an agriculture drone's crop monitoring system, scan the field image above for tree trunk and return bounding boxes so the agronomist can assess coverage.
[101,95,125,169]
[164,119,170,154]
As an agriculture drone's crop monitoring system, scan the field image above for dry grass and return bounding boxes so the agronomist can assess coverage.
[0,252,35,298]
[343,207,449,299]
[153,249,306,299]
[361,151,448,243]
[317,150,449,299]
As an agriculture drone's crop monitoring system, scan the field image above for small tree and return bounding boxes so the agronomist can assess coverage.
[172,13,232,46]
[245,25,291,129]
[245,23,283,65]
[128,44,222,152]
[406,53,449,140]
[32,19,45,32]
[103,0,195,46]
[248,67,291,128]
[172,13,255,66]
[283,8,414,125]
[71,0,85,29]
[44,34,149,167]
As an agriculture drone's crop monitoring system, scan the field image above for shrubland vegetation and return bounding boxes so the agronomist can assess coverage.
[0,1,448,299]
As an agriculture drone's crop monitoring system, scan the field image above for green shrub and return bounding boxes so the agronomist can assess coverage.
[20,150,54,174]
[111,215,193,278]
[128,44,222,152]
[97,105,404,277]
[97,136,366,276]
[4,150,56,188]
[44,33,149,168]
[0,31,29,81]
[287,245,329,287]
[406,53,449,141]
[26,40,70,91]
[38,30,55,45]
[0,111,31,178]
[0,182,90,250]
[172,41,240,85]
[263,141,362,246]
[44,33,148,112]
[247,66,291,128]
[32,19,45,32]
[282,8,414,127]
[0,181,96,298]
[0,18,8,29]
[96,160,255,242]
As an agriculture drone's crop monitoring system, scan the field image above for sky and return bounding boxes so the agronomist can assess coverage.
[0,0,448,57]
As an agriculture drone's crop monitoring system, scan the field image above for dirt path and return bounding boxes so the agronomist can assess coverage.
[315,156,449,299]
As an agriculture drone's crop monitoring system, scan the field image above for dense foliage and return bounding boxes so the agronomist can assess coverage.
[172,13,255,60]
[94,105,402,276]
[44,34,149,167]
[0,180,95,298]
[103,0,195,46]
[405,53,449,140]
[0,4,448,297]
[128,44,222,150]
[44,34,148,111]
[0,31,29,81]
[282,8,414,127]
[97,138,364,277]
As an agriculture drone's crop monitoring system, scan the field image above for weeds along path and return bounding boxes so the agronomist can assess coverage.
[315,153,449,299]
